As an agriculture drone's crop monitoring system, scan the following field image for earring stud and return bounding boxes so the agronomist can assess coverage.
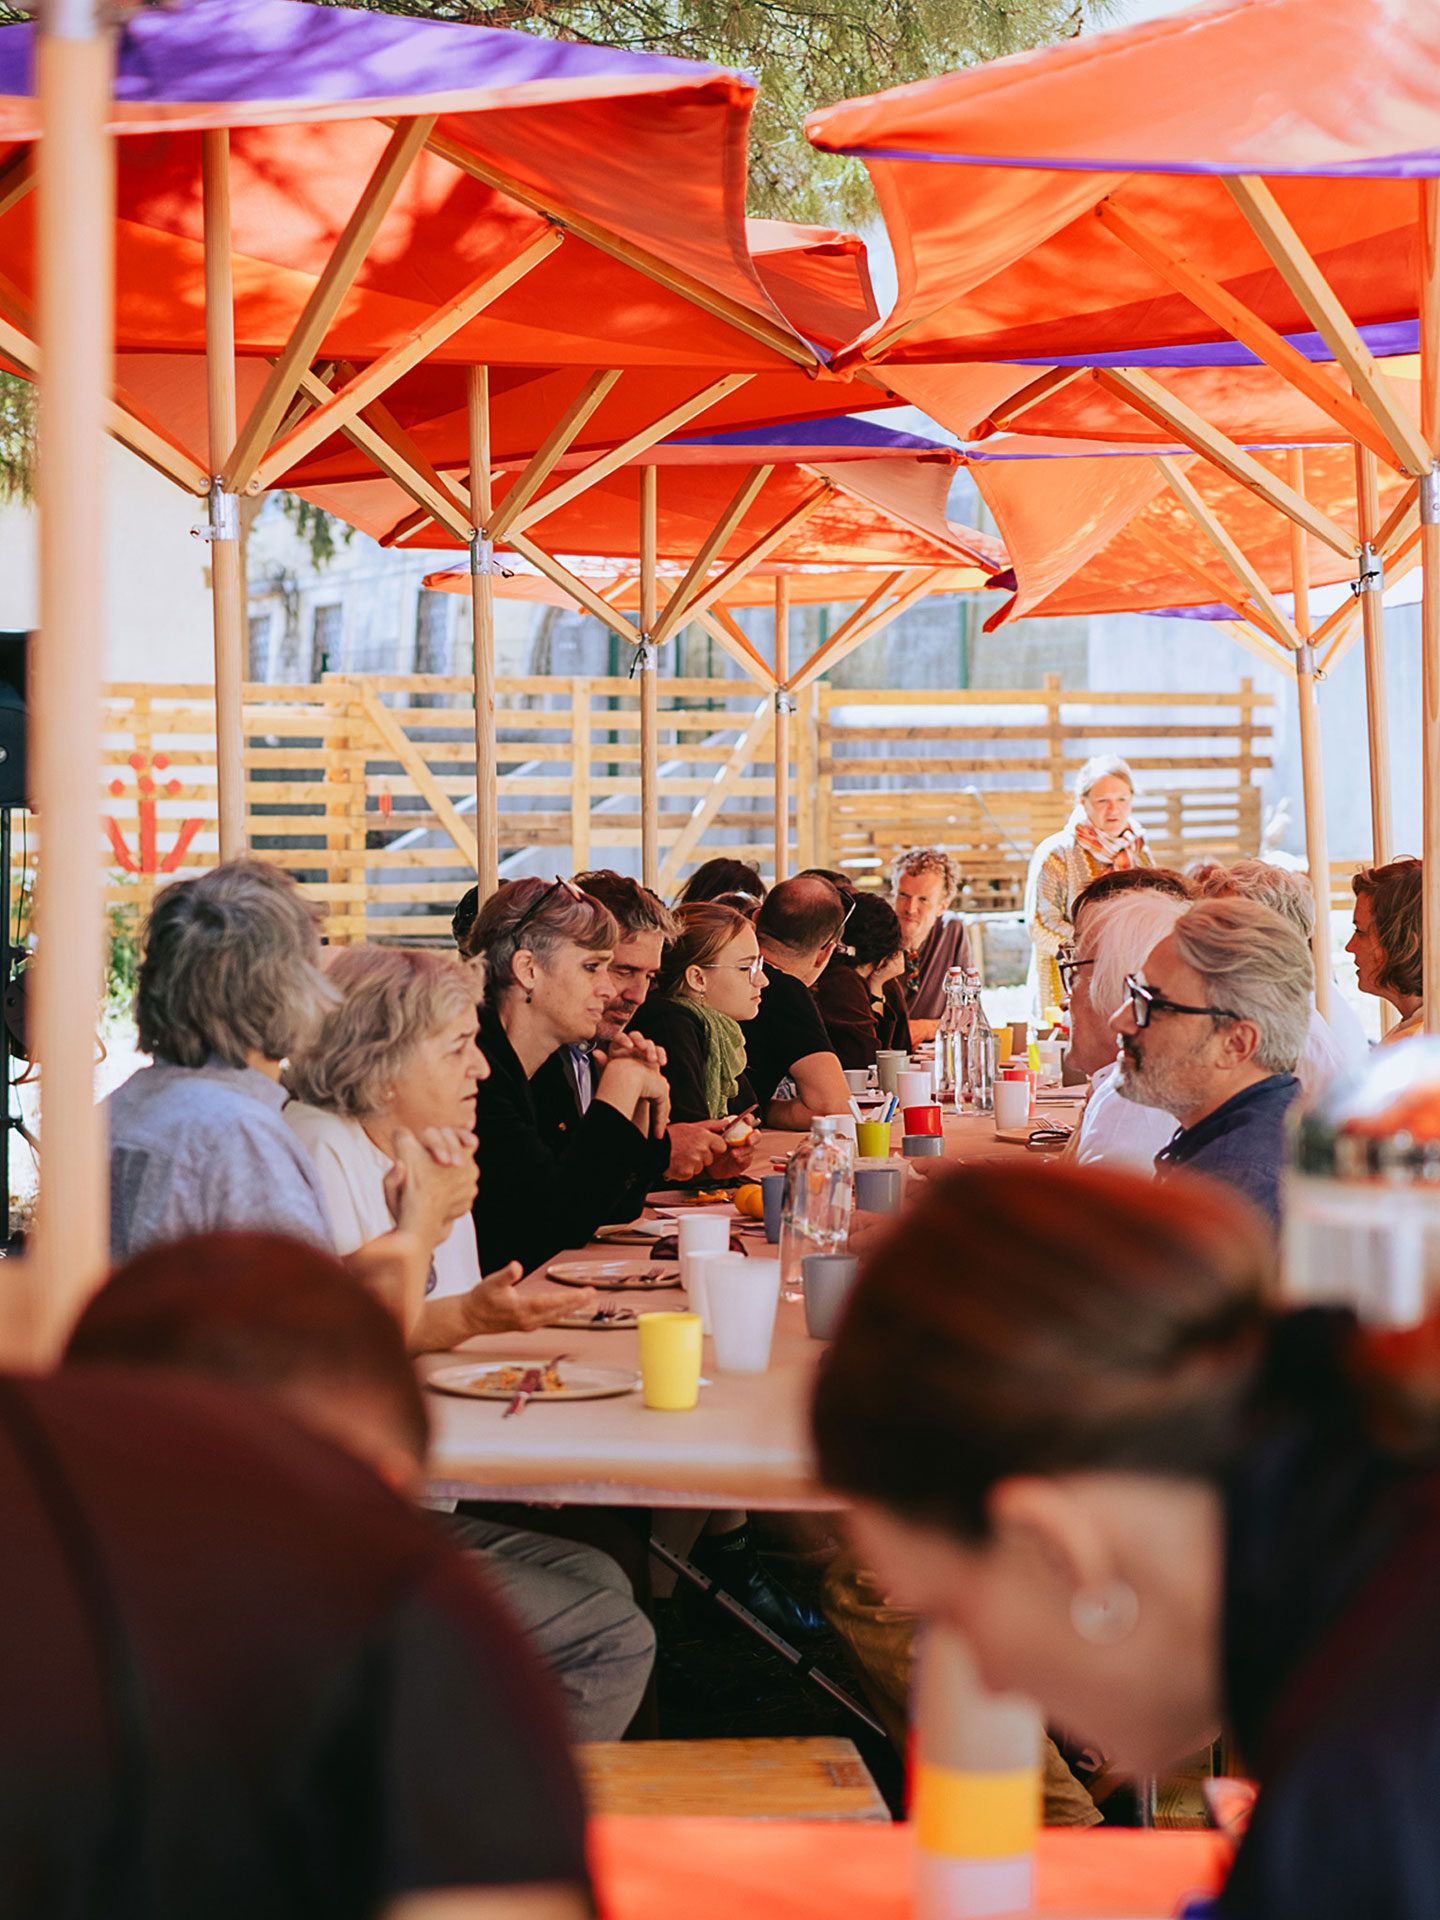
[1070,1580,1140,1646]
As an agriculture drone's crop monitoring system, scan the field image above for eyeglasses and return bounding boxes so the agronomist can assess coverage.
[1057,953,1094,994]
[509,875,585,944]
[1122,973,1241,1030]
[705,955,765,981]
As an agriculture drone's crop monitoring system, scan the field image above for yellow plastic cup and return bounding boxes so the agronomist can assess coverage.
[638,1311,703,1411]
[856,1118,893,1158]
[995,1027,1014,1064]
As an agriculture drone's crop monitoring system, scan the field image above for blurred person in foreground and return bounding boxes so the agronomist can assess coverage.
[66,1233,653,1747]
[1195,859,1369,1082]
[749,876,854,1128]
[7,1326,586,1914]
[108,862,464,1317]
[889,847,971,1044]
[817,1159,1440,1920]
[1113,898,1311,1229]
[1026,755,1152,1015]
[1347,857,1425,1044]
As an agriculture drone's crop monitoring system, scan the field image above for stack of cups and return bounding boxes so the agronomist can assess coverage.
[677,1213,730,1332]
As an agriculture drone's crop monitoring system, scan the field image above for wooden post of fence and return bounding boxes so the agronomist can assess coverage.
[340,683,370,944]
[796,678,817,872]
[571,676,591,873]
[321,676,352,943]
[815,685,834,870]
[1043,672,1064,791]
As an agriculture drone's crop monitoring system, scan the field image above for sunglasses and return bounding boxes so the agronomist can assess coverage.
[1122,972,1241,1029]
[509,875,585,944]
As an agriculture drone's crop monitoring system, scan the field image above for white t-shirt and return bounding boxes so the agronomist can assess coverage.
[1072,1062,1175,1172]
[283,1102,480,1301]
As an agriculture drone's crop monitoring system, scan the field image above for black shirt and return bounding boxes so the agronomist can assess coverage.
[812,955,879,1071]
[627,995,756,1125]
[1219,1309,1440,1920]
[0,1367,587,1919]
[473,1005,668,1274]
[744,964,837,1111]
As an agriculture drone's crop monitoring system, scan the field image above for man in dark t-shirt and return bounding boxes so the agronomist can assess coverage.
[0,1366,589,1920]
[749,878,854,1127]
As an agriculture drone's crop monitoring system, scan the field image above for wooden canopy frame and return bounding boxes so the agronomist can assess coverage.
[988,183,1440,1027]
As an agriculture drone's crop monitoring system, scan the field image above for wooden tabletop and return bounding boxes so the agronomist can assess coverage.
[421,1100,1084,1511]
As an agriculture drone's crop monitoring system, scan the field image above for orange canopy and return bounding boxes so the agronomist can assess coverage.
[424,557,990,608]
[807,0,1440,372]
[974,440,1412,626]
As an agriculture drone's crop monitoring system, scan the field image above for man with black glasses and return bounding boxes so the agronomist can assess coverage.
[1111,896,1312,1228]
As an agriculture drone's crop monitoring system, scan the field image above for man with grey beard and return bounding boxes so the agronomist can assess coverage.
[1110,897,1312,1229]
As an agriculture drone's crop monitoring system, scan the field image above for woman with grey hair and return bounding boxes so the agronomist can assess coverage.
[284,946,587,1352]
[1025,754,1152,1014]
[106,863,470,1302]
[465,877,672,1275]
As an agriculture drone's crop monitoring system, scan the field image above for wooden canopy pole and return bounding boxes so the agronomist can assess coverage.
[1354,444,1395,870]
[773,573,791,881]
[1420,178,1440,1034]
[202,130,246,862]
[468,365,498,900]
[639,464,660,890]
[30,0,116,1353]
[1286,449,1333,1023]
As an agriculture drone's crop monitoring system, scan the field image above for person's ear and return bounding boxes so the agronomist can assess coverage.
[685,961,708,997]
[985,1476,1116,1596]
[1219,1016,1262,1069]
[511,947,540,995]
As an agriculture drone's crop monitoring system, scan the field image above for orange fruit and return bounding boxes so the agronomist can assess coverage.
[734,1183,765,1220]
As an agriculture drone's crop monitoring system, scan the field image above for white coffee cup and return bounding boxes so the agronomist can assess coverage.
[705,1254,782,1373]
[843,1068,869,1096]
[677,1213,730,1258]
[994,1079,1031,1132]
[897,1069,933,1109]
[680,1248,727,1333]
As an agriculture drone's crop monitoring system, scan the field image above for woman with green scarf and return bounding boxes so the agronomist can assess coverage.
[628,903,763,1123]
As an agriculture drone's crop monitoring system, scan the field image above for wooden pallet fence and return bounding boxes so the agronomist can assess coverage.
[819,675,1273,908]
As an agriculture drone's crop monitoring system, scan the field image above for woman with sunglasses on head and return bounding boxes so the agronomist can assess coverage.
[464,878,672,1276]
[817,1159,1440,1920]
[628,903,764,1124]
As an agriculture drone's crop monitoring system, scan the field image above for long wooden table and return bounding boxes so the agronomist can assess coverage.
[422,1101,1083,1510]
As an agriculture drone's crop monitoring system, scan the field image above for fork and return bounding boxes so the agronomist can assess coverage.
[503,1354,572,1418]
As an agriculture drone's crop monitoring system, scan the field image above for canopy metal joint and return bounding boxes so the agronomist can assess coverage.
[774,688,796,716]
[1353,542,1384,599]
[1422,469,1440,527]
[1296,642,1318,678]
[192,479,239,544]
[630,639,658,678]
[469,531,510,578]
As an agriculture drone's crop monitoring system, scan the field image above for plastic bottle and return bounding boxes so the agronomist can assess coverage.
[933,967,971,1108]
[778,1115,854,1304]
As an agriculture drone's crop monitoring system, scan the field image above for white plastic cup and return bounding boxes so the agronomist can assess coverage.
[1036,1039,1064,1087]
[677,1213,730,1258]
[897,1069,932,1109]
[705,1254,782,1373]
[680,1248,727,1333]
[994,1079,1031,1132]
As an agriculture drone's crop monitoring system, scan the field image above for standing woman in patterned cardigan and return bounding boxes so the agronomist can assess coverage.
[1025,754,1152,1015]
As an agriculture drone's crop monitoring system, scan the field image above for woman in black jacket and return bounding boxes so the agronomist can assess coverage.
[628,903,761,1124]
[816,1159,1440,1920]
[464,877,671,1275]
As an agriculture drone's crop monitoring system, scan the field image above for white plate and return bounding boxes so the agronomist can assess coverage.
[427,1361,640,1402]
[554,1303,645,1330]
[547,1259,682,1291]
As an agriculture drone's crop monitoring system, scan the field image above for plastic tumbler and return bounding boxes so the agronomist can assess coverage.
[854,1164,903,1214]
[760,1171,786,1243]
[705,1254,782,1373]
[903,1104,944,1136]
[677,1213,730,1259]
[638,1311,703,1409]
[902,1134,944,1159]
[855,1118,892,1159]
[802,1253,860,1340]
[875,1051,909,1096]
[993,1079,1031,1132]
[897,1069,933,1109]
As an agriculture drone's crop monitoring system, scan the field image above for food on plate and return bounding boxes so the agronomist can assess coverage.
[733,1183,765,1220]
[488,1361,568,1395]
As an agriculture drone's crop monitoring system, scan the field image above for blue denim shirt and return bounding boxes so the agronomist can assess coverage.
[1154,1073,1300,1229]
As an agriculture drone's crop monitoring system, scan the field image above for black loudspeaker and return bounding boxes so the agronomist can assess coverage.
[0,631,25,810]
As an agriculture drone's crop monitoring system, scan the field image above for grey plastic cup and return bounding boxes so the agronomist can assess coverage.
[902,1133,943,1158]
[802,1253,860,1340]
[875,1050,908,1096]
[853,1164,903,1214]
[760,1171,786,1244]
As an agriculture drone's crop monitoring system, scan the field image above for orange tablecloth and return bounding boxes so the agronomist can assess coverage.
[590,1818,1229,1920]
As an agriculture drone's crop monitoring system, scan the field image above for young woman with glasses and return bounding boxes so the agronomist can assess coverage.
[628,903,766,1124]
[464,877,673,1275]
